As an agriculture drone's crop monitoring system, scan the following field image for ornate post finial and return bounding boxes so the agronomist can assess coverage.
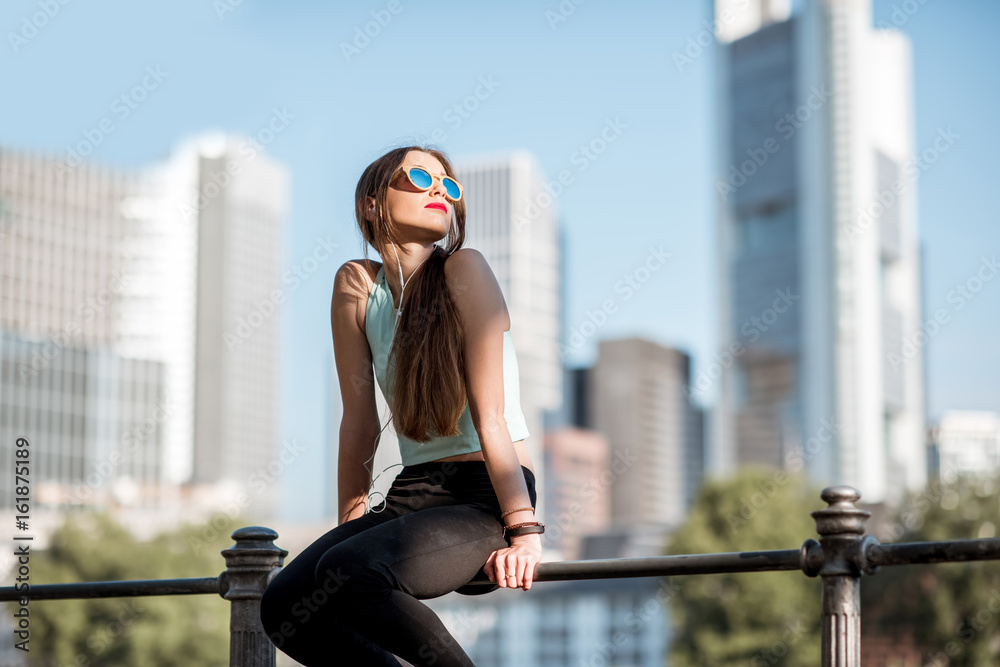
[811,486,871,667]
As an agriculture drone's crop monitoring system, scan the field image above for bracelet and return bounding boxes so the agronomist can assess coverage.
[500,506,534,519]
[503,521,545,538]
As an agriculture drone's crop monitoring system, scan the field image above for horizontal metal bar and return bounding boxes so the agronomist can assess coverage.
[539,549,804,579]
[0,577,222,601]
[9,538,999,601]
[461,548,805,586]
[1,549,805,599]
[869,538,1000,568]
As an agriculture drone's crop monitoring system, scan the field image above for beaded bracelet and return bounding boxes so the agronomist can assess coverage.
[505,521,541,530]
[500,506,534,519]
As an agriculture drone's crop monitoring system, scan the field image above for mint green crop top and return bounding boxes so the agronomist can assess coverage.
[365,264,530,466]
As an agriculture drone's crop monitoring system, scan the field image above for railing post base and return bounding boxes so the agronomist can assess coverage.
[220,526,288,667]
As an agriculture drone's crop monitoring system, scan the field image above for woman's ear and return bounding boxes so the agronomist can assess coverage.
[364,197,376,222]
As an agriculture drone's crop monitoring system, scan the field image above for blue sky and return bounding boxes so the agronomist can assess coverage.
[2,0,997,523]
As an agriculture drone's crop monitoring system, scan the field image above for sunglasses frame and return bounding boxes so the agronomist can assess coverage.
[392,166,464,202]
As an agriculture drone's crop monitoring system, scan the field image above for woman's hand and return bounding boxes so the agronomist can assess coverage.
[484,533,542,590]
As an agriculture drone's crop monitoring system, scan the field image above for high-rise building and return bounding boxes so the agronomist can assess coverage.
[712,0,927,504]
[0,134,289,519]
[591,338,704,531]
[542,427,612,560]
[425,577,670,667]
[453,150,563,522]
[714,0,791,43]
[930,410,1000,480]
[174,136,289,510]
[0,148,176,511]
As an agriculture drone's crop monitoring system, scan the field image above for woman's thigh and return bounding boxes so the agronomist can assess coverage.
[261,508,402,628]
[315,503,508,601]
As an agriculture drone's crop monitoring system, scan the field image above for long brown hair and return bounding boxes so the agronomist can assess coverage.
[354,146,468,442]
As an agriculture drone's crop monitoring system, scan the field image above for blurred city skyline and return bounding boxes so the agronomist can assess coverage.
[2,0,997,522]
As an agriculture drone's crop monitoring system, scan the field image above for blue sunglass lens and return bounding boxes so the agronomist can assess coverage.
[407,167,433,189]
[442,178,461,200]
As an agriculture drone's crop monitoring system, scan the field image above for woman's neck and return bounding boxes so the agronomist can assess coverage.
[382,243,435,309]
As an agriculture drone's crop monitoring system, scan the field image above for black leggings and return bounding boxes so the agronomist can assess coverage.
[259,460,537,666]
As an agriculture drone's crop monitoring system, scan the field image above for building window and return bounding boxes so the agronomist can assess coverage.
[735,199,796,257]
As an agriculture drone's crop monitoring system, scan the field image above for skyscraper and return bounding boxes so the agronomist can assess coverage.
[711,0,927,504]
[591,338,704,531]
[162,134,290,512]
[542,427,612,560]
[0,133,290,518]
[930,410,1000,480]
[0,148,175,510]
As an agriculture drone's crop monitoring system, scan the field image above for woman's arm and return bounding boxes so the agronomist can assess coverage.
[338,423,376,524]
[443,249,542,589]
[331,261,382,525]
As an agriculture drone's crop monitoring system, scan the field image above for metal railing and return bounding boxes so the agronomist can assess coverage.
[3,485,1000,666]
[0,526,288,667]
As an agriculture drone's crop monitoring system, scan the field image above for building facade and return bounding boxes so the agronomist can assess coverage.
[542,427,612,560]
[930,410,1000,480]
[591,338,704,531]
[0,134,289,519]
[425,577,671,667]
[712,0,927,504]
[0,148,174,510]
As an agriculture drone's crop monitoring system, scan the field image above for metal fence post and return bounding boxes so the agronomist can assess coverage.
[811,486,871,667]
[220,526,288,667]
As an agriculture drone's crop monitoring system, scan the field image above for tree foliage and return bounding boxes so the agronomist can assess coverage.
[665,467,825,666]
[862,472,1000,666]
[5,509,262,667]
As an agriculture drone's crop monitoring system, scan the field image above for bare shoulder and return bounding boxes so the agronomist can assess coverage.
[340,257,381,280]
[443,248,510,331]
[334,258,382,291]
[332,259,382,329]
[443,248,493,302]
[443,247,489,279]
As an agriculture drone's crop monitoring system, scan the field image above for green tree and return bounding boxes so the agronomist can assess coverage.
[6,509,264,667]
[862,472,1000,666]
[665,467,825,666]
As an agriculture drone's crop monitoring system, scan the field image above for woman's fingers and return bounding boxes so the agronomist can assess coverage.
[522,560,536,590]
[504,554,519,588]
[483,551,497,583]
[514,557,527,589]
[504,553,521,589]
[494,552,507,586]
[487,548,541,590]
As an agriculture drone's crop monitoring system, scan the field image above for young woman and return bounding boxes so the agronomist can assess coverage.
[259,146,543,666]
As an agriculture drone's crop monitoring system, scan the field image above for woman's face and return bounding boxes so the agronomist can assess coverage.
[378,150,454,244]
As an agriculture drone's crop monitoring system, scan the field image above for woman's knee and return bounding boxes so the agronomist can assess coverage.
[260,567,341,647]
[259,579,290,638]
[259,560,318,634]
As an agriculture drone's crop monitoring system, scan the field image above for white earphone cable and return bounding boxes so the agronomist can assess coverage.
[361,241,432,514]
